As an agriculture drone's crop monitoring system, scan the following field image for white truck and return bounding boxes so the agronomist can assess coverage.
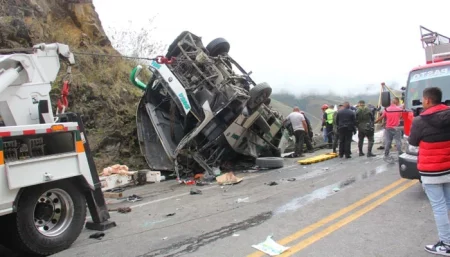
[0,43,115,256]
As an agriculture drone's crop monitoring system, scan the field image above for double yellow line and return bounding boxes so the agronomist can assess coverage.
[247,178,418,257]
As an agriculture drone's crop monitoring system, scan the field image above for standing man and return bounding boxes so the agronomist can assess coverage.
[356,100,376,157]
[284,107,310,157]
[332,104,344,153]
[301,111,315,153]
[336,102,356,158]
[408,87,450,255]
[375,97,403,160]
[323,105,335,149]
[320,104,329,143]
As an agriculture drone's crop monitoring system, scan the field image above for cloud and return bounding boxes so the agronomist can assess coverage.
[93,0,450,95]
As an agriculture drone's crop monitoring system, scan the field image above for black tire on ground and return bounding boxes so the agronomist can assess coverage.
[206,38,230,57]
[256,157,284,169]
[8,180,87,256]
[247,82,272,110]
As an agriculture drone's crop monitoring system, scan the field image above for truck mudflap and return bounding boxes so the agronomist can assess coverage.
[60,113,116,231]
[398,153,420,180]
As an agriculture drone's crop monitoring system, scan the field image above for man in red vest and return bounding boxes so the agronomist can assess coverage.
[408,87,450,255]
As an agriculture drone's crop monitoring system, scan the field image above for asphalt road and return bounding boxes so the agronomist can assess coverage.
[0,144,439,257]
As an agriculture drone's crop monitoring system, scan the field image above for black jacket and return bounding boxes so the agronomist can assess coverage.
[336,108,356,131]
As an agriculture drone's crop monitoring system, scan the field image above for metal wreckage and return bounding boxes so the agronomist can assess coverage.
[130,31,294,179]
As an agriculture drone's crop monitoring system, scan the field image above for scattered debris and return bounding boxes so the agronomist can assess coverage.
[236,197,249,203]
[126,194,143,202]
[266,182,278,186]
[166,213,176,217]
[322,167,329,171]
[252,236,289,256]
[333,187,340,192]
[162,237,168,240]
[216,172,243,185]
[287,178,296,182]
[102,164,130,176]
[89,232,105,240]
[232,233,240,237]
[190,188,202,195]
[108,207,132,214]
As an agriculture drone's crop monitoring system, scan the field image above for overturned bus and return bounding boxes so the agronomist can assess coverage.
[130,31,292,178]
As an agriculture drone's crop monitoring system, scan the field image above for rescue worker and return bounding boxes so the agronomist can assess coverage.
[356,100,376,157]
[320,104,329,143]
[284,107,310,157]
[336,102,356,158]
[332,104,344,153]
[323,105,335,149]
[375,97,403,160]
[407,87,450,255]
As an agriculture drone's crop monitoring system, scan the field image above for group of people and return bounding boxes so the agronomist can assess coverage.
[285,97,405,159]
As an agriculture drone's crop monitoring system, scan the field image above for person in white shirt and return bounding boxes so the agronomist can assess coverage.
[284,107,310,157]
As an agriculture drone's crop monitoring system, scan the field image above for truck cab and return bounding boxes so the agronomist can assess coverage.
[382,26,450,181]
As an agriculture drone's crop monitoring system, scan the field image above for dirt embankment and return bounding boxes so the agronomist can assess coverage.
[0,0,148,170]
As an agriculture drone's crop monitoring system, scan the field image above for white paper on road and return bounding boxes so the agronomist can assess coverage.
[252,236,289,256]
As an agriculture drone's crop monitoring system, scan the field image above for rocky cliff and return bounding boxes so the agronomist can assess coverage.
[0,0,147,170]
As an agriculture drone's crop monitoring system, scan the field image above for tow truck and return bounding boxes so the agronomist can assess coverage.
[0,43,115,256]
[381,26,450,181]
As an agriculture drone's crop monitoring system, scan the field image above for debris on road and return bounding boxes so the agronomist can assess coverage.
[166,213,176,217]
[298,153,338,165]
[190,188,202,195]
[126,194,143,203]
[216,172,243,185]
[162,237,168,240]
[287,178,296,182]
[89,232,105,240]
[232,233,240,237]
[252,236,289,256]
[108,207,132,214]
[102,164,131,176]
[333,187,340,192]
[266,181,278,186]
[236,197,249,203]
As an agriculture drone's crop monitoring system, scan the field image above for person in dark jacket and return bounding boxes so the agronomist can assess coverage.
[336,102,357,158]
[332,104,344,153]
[356,100,376,157]
[301,111,314,153]
[408,87,450,256]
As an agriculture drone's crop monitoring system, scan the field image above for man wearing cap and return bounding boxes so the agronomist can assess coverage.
[356,100,376,157]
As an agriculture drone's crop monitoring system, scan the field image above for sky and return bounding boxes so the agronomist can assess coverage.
[93,0,450,96]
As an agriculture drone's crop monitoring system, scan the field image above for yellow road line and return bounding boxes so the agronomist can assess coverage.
[280,179,418,256]
[247,178,406,257]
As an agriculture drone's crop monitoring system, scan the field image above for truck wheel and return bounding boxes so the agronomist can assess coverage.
[247,82,272,110]
[10,180,86,256]
[206,38,230,57]
[256,157,284,169]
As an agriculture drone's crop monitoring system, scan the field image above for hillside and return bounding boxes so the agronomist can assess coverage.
[0,0,147,170]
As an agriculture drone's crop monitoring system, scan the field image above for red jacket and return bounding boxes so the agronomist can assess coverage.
[408,104,450,175]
